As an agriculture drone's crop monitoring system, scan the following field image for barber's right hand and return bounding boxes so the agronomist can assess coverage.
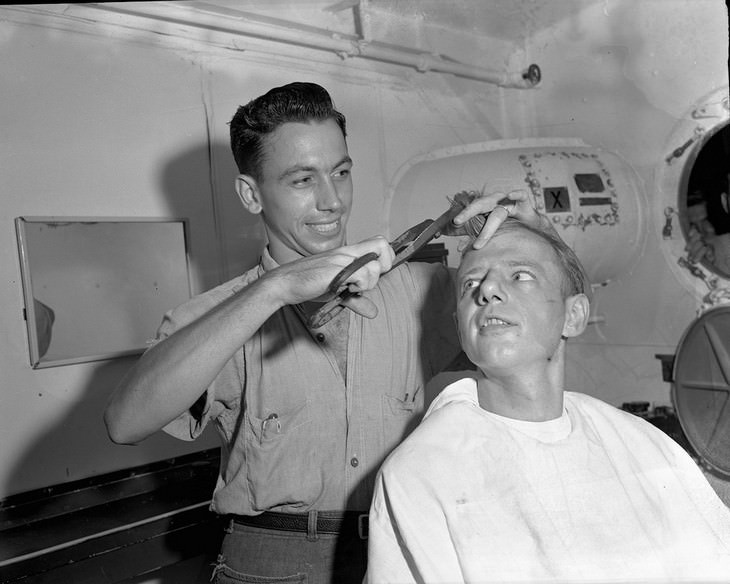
[267,236,395,309]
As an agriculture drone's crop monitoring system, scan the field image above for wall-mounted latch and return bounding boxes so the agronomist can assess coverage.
[665,126,704,165]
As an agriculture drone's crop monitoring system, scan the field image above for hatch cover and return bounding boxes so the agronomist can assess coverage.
[672,306,730,476]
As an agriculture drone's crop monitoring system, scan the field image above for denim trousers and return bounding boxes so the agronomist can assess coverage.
[211,518,368,584]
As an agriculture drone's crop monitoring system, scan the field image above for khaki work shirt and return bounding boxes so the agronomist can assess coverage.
[159,249,459,515]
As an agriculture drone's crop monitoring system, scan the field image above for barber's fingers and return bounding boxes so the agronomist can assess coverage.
[471,204,510,249]
[337,236,395,292]
[501,189,536,221]
[344,236,395,273]
[452,189,545,249]
[342,262,385,293]
[467,190,527,249]
[452,189,521,226]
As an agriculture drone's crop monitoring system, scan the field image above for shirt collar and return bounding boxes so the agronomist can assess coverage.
[258,247,282,276]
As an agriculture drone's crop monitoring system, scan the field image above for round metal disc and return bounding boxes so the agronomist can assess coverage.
[672,305,730,476]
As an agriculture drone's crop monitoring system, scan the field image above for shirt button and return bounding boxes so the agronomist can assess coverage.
[315,333,325,343]
[350,457,359,468]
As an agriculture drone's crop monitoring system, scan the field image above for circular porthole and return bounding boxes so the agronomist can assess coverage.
[656,87,730,297]
[679,122,730,279]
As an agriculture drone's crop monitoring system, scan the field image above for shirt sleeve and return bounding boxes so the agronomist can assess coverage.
[403,262,464,378]
[146,279,249,441]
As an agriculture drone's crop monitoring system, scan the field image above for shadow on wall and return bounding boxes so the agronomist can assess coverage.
[157,139,265,289]
[5,359,197,495]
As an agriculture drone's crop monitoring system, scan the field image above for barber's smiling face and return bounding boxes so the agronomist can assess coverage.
[254,119,353,264]
[456,228,571,372]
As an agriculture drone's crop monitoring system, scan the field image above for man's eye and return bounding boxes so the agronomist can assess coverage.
[291,176,313,187]
[513,270,536,281]
[333,168,350,179]
[462,279,480,293]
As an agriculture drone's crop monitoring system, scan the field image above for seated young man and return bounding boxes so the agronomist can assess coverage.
[366,218,730,583]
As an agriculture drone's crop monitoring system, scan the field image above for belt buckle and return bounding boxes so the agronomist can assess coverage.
[358,513,369,539]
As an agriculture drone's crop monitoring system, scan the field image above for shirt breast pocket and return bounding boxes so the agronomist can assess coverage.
[382,393,418,416]
[381,393,422,449]
[244,403,322,511]
[247,403,311,445]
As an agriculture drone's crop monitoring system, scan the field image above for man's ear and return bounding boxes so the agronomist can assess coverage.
[235,175,262,215]
[562,293,590,338]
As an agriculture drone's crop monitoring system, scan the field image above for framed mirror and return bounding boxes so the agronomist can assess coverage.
[15,217,192,368]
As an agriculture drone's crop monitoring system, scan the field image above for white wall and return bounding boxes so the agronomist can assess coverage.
[0,0,727,498]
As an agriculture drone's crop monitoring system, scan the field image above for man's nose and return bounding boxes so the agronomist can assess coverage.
[477,276,504,305]
[316,177,343,211]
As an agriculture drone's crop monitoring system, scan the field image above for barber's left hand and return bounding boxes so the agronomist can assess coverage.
[445,189,542,249]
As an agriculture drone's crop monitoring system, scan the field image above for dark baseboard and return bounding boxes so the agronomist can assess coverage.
[0,449,223,584]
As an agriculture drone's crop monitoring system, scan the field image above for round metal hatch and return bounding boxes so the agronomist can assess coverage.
[672,305,730,476]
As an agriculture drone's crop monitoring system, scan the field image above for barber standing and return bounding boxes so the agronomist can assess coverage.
[104,82,541,583]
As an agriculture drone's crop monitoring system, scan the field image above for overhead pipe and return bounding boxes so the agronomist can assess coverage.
[89,2,541,89]
[347,0,540,87]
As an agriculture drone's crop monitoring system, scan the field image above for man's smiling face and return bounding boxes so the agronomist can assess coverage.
[254,118,353,264]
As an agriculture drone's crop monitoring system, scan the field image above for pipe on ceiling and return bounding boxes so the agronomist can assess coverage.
[90,2,542,89]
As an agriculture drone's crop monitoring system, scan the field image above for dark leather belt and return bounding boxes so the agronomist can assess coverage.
[231,510,368,539]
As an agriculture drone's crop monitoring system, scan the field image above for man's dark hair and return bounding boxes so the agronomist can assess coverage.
[229,82,347,181]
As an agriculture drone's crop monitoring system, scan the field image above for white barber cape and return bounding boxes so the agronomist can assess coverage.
[366,378,730,583]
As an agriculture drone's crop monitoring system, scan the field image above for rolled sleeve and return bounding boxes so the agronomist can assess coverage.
[147,274,254,441]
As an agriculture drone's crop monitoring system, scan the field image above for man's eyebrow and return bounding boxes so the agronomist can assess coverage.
[457,258,544,280]
[456,266,486,286]
[279,165,313,180]
[505,258,543,270]
[278,156,353,181]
